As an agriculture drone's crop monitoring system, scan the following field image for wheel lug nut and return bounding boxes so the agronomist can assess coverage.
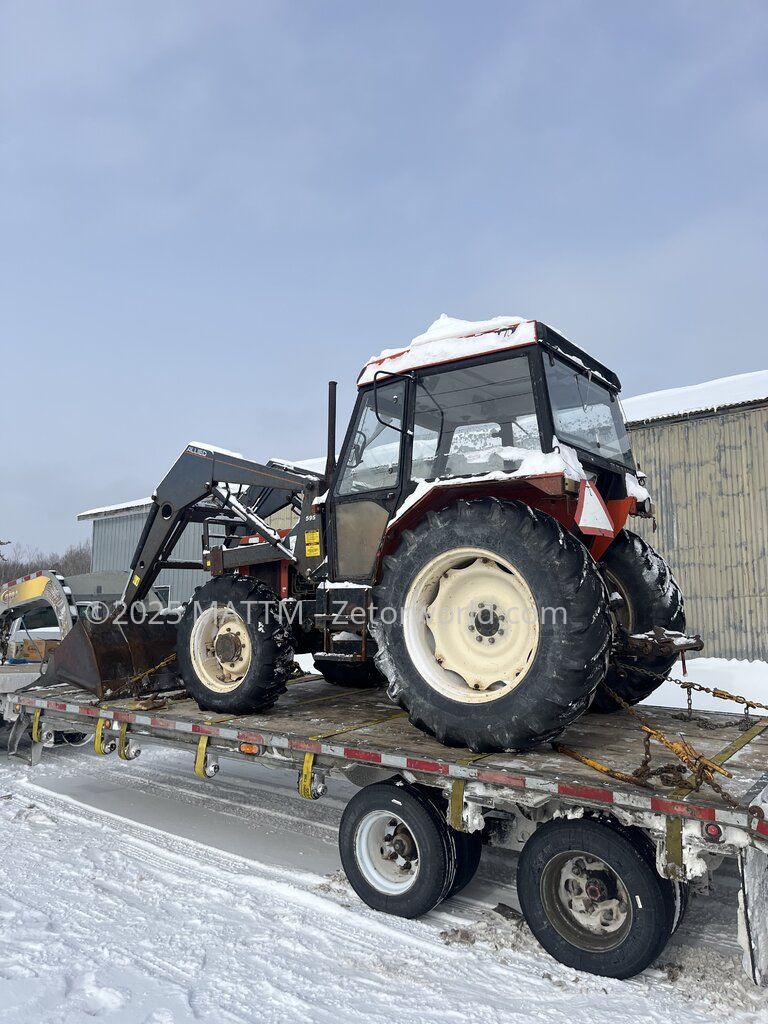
[488,638,495,645]
[476,636,483,643]
[498,629,505,636]
[468,625,475,632]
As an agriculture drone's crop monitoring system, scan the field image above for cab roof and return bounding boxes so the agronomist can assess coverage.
[357,314,621,390]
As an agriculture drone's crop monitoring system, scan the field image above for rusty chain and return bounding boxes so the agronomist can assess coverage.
[592,659,768,811]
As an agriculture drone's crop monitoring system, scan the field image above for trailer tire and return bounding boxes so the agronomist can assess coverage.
[592,531,685,711]
[416,787,483,898]
[314,659,384,689]
[176,576,294,714]
[448,829,483,897]
[590,815,688,934]
[517,817,672,979]
[339,782,457,918]
[372,499,611,752]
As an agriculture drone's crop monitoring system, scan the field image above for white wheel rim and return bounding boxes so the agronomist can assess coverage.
[403,546,540,704]
[355,810,421,895]
[189,605,253,693]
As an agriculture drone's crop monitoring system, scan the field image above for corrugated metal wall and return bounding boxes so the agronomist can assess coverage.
[627,402,768,662]
[90,506,297,606]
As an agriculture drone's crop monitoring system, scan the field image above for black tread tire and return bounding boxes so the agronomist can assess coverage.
[448,829,483,897]
[176,575,294,714]
[339,782,457,918]
[416,786,483,898]
[517,818,673,979]
[314,659,384,689]
[592,530,685,712]
[372,499,611,752]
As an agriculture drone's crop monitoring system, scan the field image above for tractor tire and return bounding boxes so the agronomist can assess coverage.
[314,659,384,689]
[591,530,685,712]
[176,575,294,714]
[372,499,611,752]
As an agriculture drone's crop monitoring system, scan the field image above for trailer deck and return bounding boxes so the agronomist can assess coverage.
[6,673,768,842]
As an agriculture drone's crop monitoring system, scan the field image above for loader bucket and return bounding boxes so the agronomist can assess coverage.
[43,614,179,700]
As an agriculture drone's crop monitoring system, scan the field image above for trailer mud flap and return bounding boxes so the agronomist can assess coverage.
[738,847,768,986]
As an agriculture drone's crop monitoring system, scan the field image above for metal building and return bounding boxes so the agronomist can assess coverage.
[623,370,768,663]
[78,497,296,607]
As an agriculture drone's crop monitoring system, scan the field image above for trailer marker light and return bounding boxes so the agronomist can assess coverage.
[239,742,262,756]
[704,822,723,842]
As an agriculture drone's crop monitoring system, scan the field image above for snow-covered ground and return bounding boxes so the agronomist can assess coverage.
[1,656,767,1023]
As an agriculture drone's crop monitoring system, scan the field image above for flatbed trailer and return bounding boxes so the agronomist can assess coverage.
[4,672,768,984]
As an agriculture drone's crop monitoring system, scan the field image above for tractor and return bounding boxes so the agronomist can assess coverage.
[45,315,697,752]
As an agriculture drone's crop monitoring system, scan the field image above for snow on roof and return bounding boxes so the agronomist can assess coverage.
[358,314,537,385]
[269,456,327,475]
[623,370,768,425]
[78,497,153,521]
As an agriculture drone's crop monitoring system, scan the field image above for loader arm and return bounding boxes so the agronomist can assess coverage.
[121,443,307,610]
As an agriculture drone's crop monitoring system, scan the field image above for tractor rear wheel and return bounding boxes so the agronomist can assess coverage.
[372,499,611,752]
[591,530,685,712]
[176,575,294,713]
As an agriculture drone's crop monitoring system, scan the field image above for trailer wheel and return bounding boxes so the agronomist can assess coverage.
[314,659,384,689]
[587,815,688,935]
[592,531,685,711]
[339,782,457,918]
[517,818,672,979]
[176,576,294,714]
[373,499,610,752]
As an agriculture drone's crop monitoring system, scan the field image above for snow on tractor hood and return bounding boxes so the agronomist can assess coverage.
[358,314,537,385]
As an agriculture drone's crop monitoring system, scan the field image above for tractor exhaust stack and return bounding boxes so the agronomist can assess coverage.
[325,380,337,485]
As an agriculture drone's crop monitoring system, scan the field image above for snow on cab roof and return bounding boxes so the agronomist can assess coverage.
[358,314,537,385]
[623,369,768,425]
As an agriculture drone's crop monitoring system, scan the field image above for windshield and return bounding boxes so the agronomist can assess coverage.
[412,354,540,481]
[545,356,634,468]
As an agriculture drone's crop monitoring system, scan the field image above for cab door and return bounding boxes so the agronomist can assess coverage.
[328,378,408,583]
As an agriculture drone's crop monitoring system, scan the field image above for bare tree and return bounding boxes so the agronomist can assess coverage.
[0,540,92,584]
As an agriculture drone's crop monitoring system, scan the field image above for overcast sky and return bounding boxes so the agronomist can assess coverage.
[1,1,766,553]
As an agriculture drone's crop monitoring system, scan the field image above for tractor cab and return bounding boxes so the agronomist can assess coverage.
[325,317,647,586]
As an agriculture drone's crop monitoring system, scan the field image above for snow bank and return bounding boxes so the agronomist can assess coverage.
[643,657,768,717]
[623,370,768,425]
[359,314,537,385]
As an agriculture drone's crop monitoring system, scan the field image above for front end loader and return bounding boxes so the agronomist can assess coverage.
[45,315,702,751]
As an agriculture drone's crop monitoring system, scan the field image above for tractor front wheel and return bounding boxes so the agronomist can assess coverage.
[176,575,294,713]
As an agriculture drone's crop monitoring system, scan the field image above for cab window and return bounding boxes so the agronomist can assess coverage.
[336,381,406,495]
